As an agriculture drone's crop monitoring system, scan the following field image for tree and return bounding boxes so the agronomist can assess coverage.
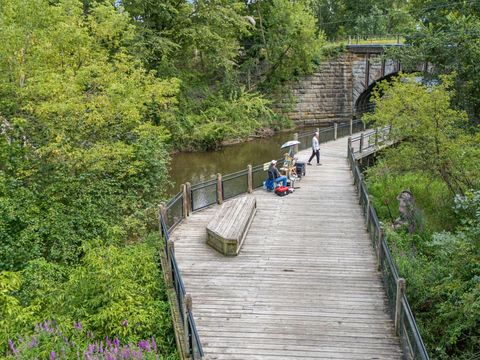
[0,0,178,269]
[364,74,479,195]
[388,4,480,121]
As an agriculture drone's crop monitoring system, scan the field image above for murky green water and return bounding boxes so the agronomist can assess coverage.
[167,127,318,196]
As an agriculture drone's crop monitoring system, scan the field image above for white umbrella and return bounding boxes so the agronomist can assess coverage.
[280,140,301,149]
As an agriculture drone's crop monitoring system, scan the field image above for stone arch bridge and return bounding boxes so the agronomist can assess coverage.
[278,44,426,125]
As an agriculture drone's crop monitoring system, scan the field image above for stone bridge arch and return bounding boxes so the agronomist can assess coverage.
[354,72,400,116]
[277,44,422,125]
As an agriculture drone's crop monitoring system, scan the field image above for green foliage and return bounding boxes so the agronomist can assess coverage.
[365,71,480,358]
[247,0,325,90]
[0,0,176,269]
[311,0,416,40]
[382,191,480,359]
[177,89,290,150]
[364,74,479,195]
[366,171,456,232]
[388,4,480,122]
[1,241,176,357]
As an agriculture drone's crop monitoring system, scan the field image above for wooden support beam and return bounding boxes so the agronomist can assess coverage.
[216,173,223,205]
[185,182,192,216]
[365,197,370,225]
[166,240,175,282]
[184,294,192,353]
[158,203,166,237]
[181,184,188,219]
[395,278,406,335]
[377,230,384,271]
[247,165,253,193]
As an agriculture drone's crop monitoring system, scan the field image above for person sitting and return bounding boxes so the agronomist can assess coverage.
[268,160,287,187]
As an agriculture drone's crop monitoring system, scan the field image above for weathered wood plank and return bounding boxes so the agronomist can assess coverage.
[170,134,402,359]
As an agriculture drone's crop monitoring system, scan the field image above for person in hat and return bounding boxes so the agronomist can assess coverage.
[307,131,321,165]
[267,160,287,187]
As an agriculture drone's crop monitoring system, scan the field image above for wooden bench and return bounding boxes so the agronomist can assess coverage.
[206,196,256,256]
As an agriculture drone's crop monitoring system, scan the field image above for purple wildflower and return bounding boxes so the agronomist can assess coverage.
[99,341,104,353]
[8,339,18,354]
[28,336,38,349]
[106,336,111,348]
[122,346,130,359]
[86,343,95,354]
[74,322,82,331]
[121,319,128,327]
[106,354,114,360]
[138,340,150,352]
[49,351,56,360]
[113,337,120,348]
[151,337,157,352]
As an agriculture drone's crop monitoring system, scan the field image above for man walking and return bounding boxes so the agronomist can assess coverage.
[307,131,321,165]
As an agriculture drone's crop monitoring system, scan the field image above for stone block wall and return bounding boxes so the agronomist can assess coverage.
[275,53,353,126]
[276,47,405,126]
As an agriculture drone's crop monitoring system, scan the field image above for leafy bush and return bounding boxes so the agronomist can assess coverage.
[1,241,177,358]
[366,170,457,232]
[177,89,290,150]
[5,321,176,359]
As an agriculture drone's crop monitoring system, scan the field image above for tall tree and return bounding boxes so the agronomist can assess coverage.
[0,0,178,269]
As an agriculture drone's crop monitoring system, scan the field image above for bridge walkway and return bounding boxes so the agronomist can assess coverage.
[171,134,403,359]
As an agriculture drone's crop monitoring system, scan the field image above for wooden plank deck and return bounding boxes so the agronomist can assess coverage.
[171,134,403,359]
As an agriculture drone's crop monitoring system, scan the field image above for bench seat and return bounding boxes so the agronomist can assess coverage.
[206,196,256,256]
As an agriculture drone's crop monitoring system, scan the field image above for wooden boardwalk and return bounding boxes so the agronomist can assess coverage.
[172,135,403,360]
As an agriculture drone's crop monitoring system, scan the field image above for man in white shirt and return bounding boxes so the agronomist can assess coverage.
[307,132,321,165]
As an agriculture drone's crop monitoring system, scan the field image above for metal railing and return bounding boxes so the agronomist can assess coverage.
[159,213,204,359]
[346,34,405,45]
[158,119,366,359]
[349,125,391,157]
[347,131,429,360]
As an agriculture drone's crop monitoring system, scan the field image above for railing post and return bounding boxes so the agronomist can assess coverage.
[349,118,353,136]
[347,137,352,164]
[158,203,166,236]
[184,294,192,353]
[216,173,223,205]
[395,278,406,335]
[185,182,192,216]
[166,240,174,283]
[181,184,188,219]
[293,132,299,154]
[247,165,253,193]
[334,122,338,140]
[359,133,364,153]
[377,230,384,271]
[363,121,366,131]
[365,197,370,224]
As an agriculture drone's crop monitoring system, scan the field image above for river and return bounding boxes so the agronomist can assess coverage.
[167,127,319,196]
